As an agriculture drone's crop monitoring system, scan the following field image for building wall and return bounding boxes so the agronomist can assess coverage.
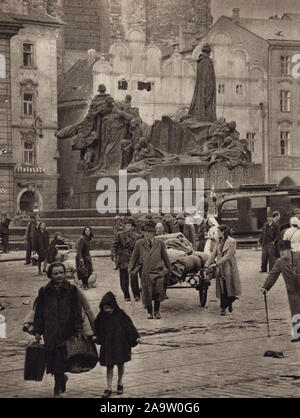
[10,22,59,214]
[269,46,300,185]
[0,37,14,215]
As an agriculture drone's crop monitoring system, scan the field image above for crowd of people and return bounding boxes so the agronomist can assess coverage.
[16,203,300,398]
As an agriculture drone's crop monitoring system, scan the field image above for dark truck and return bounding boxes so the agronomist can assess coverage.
[216,191,300,238]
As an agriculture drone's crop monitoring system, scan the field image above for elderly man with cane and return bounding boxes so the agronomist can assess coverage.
[261,240,300,343]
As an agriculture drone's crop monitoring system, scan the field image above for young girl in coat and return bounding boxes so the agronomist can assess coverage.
[94,292,140,398]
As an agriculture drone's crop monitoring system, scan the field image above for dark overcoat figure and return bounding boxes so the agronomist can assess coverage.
[35,229,50,262]
[259,220,281,272]
[33,280,83,374]
[188,47,217,122]
[128,237,173,308]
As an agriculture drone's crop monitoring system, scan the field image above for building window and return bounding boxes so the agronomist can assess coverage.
[118,79,128,90]
[0,54,5,78]
[218,84,225,94]
[280,56,291,75]
[138,81,152,92]
[280,131,291,155]
[23,141,34,166]
[236,84,243,95]
[246,132,256,153]
[23,43,34,68]
[23,93,34,116]
[280,90,291,112]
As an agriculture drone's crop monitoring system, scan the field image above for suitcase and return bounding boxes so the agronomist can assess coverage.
[24,342,46,382]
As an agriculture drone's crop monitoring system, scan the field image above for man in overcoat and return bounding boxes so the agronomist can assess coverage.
[259,211,281,273]
[24,215,37,265]
[112,218,141,302]
[128,220,173,319]
[262,240,300,343]
[0,212,11,253]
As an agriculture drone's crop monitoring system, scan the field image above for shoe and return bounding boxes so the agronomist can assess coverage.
[148,314,154,320]
[38,271,43,275]
[53,387,61,398]
[228,305,233,313]
[61,375,68,393]
[259,270,267,273]
[125,298,131,302]
[154,312,161,320]
[102,390,112,398]
[291,337,300,343]
[221,309,226,316]
[134,297,140,302]
[117,385,124,395]
[24,263,31,265]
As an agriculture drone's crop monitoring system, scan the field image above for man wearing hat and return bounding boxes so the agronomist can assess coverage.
[173,214,196,249]
[261,240,300,342]
[112,217,141,302]
[0,211,11,253]
[129,220,173,319]
[188,43,216,122]
[259,209,281,273]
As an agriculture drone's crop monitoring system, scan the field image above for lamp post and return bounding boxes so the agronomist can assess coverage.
[32,115,43,213]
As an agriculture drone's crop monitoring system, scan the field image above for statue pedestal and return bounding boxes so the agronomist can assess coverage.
[69,162,263,212]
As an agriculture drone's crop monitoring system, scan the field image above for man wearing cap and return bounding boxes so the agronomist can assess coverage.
[155,223,166,237]
[261,240,300,343]
[128,220,173,319]
[259,210,281,273]
[112,218,141,302]
[188,44,217,122]
[0,212,11,254]
[173,214,196,249]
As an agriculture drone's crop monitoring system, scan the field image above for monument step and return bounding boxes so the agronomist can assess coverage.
[40,209,119,219]
[39,217,115,227]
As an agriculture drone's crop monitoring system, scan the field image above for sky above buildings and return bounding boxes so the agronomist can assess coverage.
[211,0,300,21]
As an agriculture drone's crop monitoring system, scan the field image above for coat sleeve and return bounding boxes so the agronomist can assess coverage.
[128,241,140,275]
[216,241,236,267]
[205,243,218,267]
[72,286,83,334]
[33,288,45,336]
[94,314,103,345]
[77,238,84,260]
[274,224,281,244]
[77,288,95,332]
[263,260,282,292]
[111,233,120,262]
[259,225,265,244]
[189,225,196,249]
[24,223,29,240]
[161,241,172,271]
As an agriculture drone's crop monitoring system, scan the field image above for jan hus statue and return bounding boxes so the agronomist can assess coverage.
[188,44,217,123]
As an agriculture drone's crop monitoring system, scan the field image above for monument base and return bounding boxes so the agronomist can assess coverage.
[68,162,263,212]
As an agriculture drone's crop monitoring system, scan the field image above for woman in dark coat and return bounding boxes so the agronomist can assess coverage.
[94,292,140,398]
[76,227,94,290]
[48,232,66,264]
[34,222,50,275]
[33,262,83,398]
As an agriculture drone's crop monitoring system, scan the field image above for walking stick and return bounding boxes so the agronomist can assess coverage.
[264,292,271,338]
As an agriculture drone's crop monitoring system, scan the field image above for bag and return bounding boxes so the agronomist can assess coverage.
[88,272,97,287]
[24,342,46,382]
[31,254,39,266]
[65,335,98,373]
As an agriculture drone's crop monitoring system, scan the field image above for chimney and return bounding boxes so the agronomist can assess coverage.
[232,8,240,23]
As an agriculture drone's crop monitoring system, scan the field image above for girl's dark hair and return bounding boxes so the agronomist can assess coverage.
[47,262,66,279]
[218,224,232,240]
[82,226,94,240]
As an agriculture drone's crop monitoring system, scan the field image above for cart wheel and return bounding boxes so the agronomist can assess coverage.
[199,281,208,307]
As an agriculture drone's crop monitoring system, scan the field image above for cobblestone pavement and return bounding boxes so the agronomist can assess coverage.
[0,249,299,398]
